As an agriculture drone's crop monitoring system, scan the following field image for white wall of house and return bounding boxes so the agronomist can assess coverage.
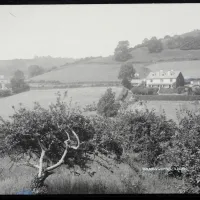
[146,78,176,87]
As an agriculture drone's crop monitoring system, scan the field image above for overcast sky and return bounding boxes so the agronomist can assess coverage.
[0,4,200,60]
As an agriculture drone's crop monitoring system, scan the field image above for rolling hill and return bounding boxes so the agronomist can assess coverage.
[3,29,200,83]
[129,47,200,63]
[0,57,76,78]
[146,60,200,79]
[30,63,150,83]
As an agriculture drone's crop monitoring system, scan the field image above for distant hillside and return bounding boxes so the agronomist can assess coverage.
[128,47,200,64]
[30,63,150,83]
[146,60,200,79]
[0,56,76,78]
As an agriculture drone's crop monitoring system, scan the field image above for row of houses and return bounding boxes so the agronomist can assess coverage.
[131,70,185,88]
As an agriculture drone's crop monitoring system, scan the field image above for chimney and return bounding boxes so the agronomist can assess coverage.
[159,70,163,76]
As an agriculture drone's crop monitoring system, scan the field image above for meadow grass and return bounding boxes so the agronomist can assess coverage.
[0,156,182,194]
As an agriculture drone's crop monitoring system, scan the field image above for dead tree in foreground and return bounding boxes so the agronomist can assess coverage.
[28,125,80,194]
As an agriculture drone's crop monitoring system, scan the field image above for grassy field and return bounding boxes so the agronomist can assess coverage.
[146,60,200,78]
[0,87,200,123]
[127,100,200,123]
[30,63,150,83]
[0,87,122,120]
[0,153,182,194]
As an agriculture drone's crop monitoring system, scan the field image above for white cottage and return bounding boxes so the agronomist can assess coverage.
[146,70,184,88]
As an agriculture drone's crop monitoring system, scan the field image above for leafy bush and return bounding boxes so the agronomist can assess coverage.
[193,87,200,95]
[114,108,177,167]
[121,78,132,90]
[146,37,163,53]
[131,87,158,95]
[0,91,124,192]
[114,41,132,62]
[97,88,121,117]
[159,88,177,94]
[83,102,97,112]
[10,70,30,94]
[164,108,200,193]
[0,89,11,97]
[135,95,200,101]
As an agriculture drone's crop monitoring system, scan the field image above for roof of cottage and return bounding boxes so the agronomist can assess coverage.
[146,70,181,79]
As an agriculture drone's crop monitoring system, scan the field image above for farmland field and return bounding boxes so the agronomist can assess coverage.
[30,63,150,83]
[0,87,200,123]
[0,87,122,119]
[128,100,200,123]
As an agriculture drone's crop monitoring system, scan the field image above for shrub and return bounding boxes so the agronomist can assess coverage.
[0,90,11,97]
[193,87,200,95]
[83,102,97,112]
[165,108,200,193]
[114,108,177,167]
[159,88,177,94]
[0,91,123,192]
[131,87,158,95]
[135,95,200,101]
[97,88,121,117]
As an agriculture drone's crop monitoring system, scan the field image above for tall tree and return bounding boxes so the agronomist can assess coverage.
[114,41,132,62]
[147,37,163,53]
[118,63,136,89]
[10,70,30,94]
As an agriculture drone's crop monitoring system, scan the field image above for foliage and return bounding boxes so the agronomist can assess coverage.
[121,78,132,90]
[0,89,12,97]
[131,87,158,95]
[114,41,132,62]
[83,102,97,112]
[135,95,200,101]
[159,88,177,94]
[0,91,124,192]
[0,92,95,168]
[97,88,121,117]
[10,70,30,94]
[146,37,163,53]
[118,63,136,89]
[28,65,45,78]
[193,87,200,95]
[118,63,136,81]
[164,108,200,193]
[115,108,177,167]
[180,36,200,50]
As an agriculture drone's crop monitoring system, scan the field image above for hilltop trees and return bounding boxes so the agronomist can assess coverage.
[114,41,132,62]
[28,65,45,78]
[146,37,163,53]
[118,62,136,89]
[10,70,30,94]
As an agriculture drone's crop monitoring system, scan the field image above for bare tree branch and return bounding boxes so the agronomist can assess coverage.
[66,126,80,150]
[38,149,45,177]
[45,145,68,171]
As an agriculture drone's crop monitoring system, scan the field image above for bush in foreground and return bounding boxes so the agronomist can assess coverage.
[97,88,121,117]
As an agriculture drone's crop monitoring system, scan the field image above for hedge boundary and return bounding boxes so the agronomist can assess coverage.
[135,95,200,101]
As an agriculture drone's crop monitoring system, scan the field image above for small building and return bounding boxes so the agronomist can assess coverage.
[146,70,184,88]
[0,75,10,90]
[190,79,200,86]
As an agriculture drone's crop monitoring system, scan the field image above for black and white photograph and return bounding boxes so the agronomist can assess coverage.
[0,4,200,194]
